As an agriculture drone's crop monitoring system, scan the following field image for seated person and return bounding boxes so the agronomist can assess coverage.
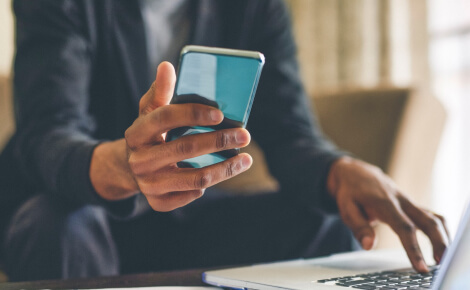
[0,0,449,281]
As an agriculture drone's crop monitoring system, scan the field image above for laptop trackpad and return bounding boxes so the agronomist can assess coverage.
[309,249,412,272]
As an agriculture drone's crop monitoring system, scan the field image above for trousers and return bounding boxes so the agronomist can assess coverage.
[4,189,357,281]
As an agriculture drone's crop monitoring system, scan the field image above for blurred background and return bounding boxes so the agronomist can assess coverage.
[285,0,470,240]
[0,0,469,248]
[282,0,470,238]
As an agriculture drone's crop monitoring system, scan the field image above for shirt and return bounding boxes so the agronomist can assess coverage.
[139,0,191,77]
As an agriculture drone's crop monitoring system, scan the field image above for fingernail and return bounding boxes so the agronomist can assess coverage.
[434,254,441,264]
[241,155,252,169]
[210,110,223,122]
[361,236,374,250]
[235,130,249,144]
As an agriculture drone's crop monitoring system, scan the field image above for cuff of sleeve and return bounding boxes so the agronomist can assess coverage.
[280,150,347,214]
[315,153,344,213]
[57,141,146,219]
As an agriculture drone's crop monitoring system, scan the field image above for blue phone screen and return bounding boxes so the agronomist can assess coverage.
[166,51,264,168]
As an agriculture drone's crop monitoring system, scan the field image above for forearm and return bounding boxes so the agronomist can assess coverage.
[90,139,140,201]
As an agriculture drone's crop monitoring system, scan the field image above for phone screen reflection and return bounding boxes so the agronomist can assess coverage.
[167,51,263,168]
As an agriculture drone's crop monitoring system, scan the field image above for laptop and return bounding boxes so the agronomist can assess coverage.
[203,202,470,289]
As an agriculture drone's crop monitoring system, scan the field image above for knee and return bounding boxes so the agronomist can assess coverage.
[4,193,114,280]
[5,194,108,243]
[3,194,74,280]
[61,204,119,279]
[62,205,113,254]
[5,194,69,249]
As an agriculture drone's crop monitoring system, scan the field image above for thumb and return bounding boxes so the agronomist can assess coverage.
[139,61,176,116]
[340,201,376,250]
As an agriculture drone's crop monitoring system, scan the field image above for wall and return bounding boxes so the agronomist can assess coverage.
[286,0,430,95]
[0,1,14,150]
[0,1,14,75]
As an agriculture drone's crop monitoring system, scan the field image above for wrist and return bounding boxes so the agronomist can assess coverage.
[90,139,139,200]
[327,156,384,199]
[327,156,354,198]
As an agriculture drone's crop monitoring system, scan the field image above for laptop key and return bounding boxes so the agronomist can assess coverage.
[351,285,377,289]
[336,279,374,286]
[317,278,339,283]
[320,264,439,289]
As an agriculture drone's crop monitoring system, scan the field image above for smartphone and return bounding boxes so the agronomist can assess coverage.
[166,45,265,168]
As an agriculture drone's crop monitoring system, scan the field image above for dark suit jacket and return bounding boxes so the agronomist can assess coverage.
[0,0,343,249]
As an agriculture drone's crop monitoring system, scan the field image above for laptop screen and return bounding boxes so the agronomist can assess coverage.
[434,202,470,289]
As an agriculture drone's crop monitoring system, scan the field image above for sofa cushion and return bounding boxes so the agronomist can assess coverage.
[313,87,409,172]
[216,87,410,193]
[0,76,14,151]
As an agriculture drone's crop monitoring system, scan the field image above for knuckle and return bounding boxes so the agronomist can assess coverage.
[127,155,141,174]
[158,144,172,160]
[139,178,163,196]
[190,105,203,122]
[425,216,440,230]
[175,141,194,156]
[124,128,136,149]
[225,161,235,177]
[154,107,170,128]
[399,222,416,234]
[193,172,211,189]
[376,195,393,207]
[153,112,164,128]
[124,128,132,141]
[412,254,423,263]
[410,243,421,251]
[216,131,229,150]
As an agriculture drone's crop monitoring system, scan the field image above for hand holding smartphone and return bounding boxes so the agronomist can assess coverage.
[166,45,265,168]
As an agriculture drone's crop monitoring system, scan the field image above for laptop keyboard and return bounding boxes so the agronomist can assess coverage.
[316,265,439,289]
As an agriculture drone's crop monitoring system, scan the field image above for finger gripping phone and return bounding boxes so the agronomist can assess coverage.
[166,45,265,168]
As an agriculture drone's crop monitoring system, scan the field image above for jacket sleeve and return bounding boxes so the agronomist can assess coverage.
[247,0,346,212]
[12,0,140,216]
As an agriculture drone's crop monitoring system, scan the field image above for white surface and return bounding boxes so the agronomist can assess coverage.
[70,287,220,290]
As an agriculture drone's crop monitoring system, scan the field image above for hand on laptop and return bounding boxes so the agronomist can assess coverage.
[327,156,450,273]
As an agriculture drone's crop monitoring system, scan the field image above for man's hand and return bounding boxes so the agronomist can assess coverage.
[327,157,450,272]
[90,62,252,211]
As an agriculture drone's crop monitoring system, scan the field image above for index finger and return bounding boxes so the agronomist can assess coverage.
[125,103,223,149]
[398,196,449,264]
[378,203,429,272]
